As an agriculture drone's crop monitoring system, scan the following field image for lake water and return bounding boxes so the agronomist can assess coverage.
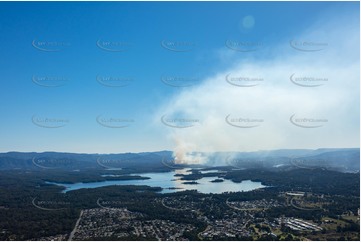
[47,169,267,194]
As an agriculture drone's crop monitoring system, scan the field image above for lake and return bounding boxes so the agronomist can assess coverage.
[47,169,267,194]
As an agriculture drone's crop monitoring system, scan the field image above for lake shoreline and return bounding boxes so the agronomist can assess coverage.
[45,169,268,194]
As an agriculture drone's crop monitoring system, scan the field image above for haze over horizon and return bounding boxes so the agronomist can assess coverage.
[1,147,360,156]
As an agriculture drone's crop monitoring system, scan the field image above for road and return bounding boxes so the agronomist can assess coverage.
[68,210,83,241]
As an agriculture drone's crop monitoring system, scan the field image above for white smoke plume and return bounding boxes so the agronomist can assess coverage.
[155,11,360,165]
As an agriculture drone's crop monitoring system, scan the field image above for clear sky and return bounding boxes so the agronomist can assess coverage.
[0,1,359,154]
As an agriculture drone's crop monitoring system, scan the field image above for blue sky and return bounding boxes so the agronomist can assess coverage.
[0,1,359,154]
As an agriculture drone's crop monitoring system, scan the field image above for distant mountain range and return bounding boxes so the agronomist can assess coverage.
[0,148,359,173]
[0,151,173,171]
[208,148,360,172]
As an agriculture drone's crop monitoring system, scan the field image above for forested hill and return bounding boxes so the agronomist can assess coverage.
[0,148,359,172]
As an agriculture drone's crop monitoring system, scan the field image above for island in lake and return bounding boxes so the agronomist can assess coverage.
[182,181,199,185]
